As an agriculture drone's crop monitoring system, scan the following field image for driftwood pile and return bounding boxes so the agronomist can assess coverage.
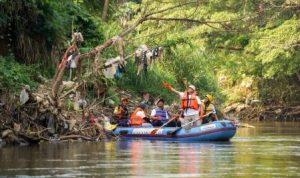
[0,80,138,146]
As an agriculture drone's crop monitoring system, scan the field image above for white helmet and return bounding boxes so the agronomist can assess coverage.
[188,84,196,91]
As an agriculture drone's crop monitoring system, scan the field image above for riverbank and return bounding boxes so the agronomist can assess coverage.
[223,102,300,121]
[0,80,140,146]
[1,81,300,146]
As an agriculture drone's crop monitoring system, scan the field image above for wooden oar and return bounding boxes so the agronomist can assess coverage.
[170,116,204,135]
[150,117,177,135]
[236,123,255,128]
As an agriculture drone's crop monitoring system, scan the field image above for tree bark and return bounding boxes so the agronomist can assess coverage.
[102,0,110,21]
[296,72,300,82]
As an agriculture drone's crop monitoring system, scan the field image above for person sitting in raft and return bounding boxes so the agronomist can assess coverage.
[151,98,181,127]
[150,98,170,126]
[112,96,130,127]
[201,94,218,124]
[130,103,152,127]
[140,92,153,110]
[163,83,201,129]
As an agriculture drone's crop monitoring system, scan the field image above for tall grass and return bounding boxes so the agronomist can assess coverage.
[118,61,179,103]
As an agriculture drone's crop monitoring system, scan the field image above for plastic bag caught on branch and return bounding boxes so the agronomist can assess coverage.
[102,56,126,79]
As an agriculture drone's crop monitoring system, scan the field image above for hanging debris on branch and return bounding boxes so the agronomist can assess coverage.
[52,32,84,98]
[93,36,127,80]
[102,56,127,79]
[134,45,164,76]
[0,2,198,146]
[66,50,80,81]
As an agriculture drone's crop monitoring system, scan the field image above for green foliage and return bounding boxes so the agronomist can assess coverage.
[246,18,300,79]
[106,87,120,105]
[2,0,300,105]
[0,56,39,91]
[118,61,178,103]
[64,99,74,111]
[117,0,300,104]
[67,3,105,47]
[0,0,105,64]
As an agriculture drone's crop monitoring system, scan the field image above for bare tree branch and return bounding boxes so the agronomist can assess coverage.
[146,1,198,17]
[146,15,257,24]
[268,43,300,50]
[145,17,229,30]
[217,46,244,51]
[52,1,200,99]
[80,1,199,58]
[153,0,175,4]
[146,17,225,24]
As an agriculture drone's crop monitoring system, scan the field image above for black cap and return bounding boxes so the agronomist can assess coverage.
[139,103,147,110]
[156,98,164,105]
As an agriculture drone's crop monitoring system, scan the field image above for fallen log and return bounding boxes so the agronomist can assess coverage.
[286,110,300,116]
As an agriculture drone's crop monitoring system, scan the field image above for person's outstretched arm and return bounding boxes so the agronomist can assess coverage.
[163,82,180,96]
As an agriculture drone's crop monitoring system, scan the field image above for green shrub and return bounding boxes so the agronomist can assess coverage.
[118,61,183,104]
[0,56,39,91]
[64,99,74,111]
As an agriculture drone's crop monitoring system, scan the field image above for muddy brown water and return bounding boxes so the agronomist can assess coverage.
[0,122,300,177]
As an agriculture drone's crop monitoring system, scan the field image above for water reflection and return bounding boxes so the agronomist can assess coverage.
[0,122,299,177]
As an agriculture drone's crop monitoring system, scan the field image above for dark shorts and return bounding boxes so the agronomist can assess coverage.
[111,118,129,127]
[152,120,181,127]
[202,116,217,125]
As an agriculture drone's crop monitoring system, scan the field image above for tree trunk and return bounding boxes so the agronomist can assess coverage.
[51,64,66,99]
[296,72,300,82]
[102,0,109,22]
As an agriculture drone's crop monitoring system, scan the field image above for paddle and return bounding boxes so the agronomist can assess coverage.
[150,117,176,135]
[236,123,255,128]
[169,118,200,135]
[169,112,213,135]
[150,111,182,135]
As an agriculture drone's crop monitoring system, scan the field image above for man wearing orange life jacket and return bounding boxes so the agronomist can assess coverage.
[163,83,201,129]
[130,103,152,127]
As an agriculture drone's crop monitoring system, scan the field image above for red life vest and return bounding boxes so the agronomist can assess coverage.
[130,108,146,126]
[180,92,199,110]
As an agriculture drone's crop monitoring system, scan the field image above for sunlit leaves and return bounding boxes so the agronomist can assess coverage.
[246,18,300,78]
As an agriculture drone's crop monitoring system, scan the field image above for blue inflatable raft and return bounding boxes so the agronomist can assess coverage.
[107,120,236,142]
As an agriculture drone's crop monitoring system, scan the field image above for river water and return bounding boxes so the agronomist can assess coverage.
[0,122,299,177]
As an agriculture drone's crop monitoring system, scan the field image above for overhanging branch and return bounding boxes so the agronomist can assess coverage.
[80,1,199,58]
[146,17,229,24]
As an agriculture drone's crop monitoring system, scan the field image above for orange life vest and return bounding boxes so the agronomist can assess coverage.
[130,107,146,126]
[180,92,199,110]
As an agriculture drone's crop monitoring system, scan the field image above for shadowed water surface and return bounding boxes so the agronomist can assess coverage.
[0,122,299,177]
